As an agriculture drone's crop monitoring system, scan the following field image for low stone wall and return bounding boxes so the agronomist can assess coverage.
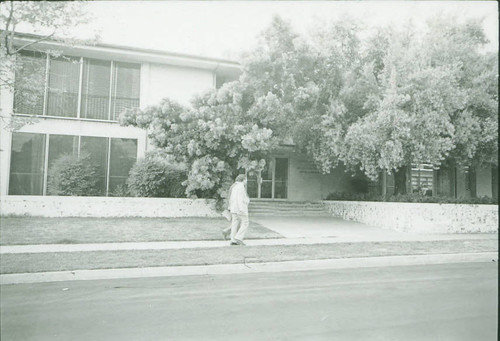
[323,200,498,234]
[0,196,219,218]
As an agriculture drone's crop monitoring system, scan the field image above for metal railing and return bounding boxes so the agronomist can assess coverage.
[15,91,140,121]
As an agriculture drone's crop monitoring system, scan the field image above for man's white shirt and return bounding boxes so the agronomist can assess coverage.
[228,182,250,215]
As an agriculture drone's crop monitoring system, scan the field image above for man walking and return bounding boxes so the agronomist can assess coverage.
[226,174,250,246]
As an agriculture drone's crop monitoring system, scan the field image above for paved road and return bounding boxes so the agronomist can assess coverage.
[1,262,497,340]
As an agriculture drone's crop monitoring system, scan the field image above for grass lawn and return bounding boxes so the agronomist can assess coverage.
[0,217,282,245]
[1,239,496,274]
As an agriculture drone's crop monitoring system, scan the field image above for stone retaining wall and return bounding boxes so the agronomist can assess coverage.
[323,200,498,234]
[0,196,219,218]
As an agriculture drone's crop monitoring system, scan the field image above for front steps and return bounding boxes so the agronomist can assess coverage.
[248,200,331,217]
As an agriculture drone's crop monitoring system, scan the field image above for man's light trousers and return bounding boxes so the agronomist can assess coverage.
[230,213,249,242]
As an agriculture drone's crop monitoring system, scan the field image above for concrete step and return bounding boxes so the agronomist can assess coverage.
[249,208,327,213]
[249,201,324,203]
[249,212,331,217]
[249,203,326,208]
[248,200,330,216]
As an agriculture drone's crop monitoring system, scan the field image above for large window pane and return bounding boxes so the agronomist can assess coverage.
[13,51,46,115]
[80,136,109,195]
[46,57,80,117]
[247,171,259,198]
[274,158,288,199]
[46,134,79,195]
[48,134,79,168]
[111,62,140,121]
[109,138,137,193]
[261,181,272,199]
[81,59,111,120]
[9,133,46,195]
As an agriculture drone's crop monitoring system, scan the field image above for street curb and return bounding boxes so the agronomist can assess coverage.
[1,252,497,285]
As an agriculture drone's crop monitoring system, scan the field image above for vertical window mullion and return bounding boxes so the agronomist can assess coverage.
[78,135,81,158]
[42,54,50,116]
[77,57,84,119]
[106,138,111,196]
[108,61,114,121]
[257,172,261,199]
[271,158,275,199]
[42,134,50,195]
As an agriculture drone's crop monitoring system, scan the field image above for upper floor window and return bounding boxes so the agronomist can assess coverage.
[13,50,46,116]
[14,51,141,121]
[47,56,81,118]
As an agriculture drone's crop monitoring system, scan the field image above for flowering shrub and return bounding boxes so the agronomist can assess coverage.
[127,154,187,198]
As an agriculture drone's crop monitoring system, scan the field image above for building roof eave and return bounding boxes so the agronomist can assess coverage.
[10,32,242,74]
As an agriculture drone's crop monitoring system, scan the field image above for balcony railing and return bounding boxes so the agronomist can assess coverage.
[47,91,79,117]
[111,97,140,121]
[81,94,110,120]
[15,91,139,121]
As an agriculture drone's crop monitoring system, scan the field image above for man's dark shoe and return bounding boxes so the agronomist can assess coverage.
[230,241,239,246]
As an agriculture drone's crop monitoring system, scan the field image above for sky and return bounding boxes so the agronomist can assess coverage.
[22,1,500,60]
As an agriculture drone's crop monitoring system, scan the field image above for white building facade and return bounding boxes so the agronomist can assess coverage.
[0,33,240,197]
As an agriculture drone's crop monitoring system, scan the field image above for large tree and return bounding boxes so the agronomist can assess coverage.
[309,17,497,193]
[121,17,322,199]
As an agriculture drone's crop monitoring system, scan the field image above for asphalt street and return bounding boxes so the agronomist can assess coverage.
[1,262,497,341]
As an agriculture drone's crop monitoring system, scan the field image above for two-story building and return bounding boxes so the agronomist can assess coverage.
[1,33,496,202]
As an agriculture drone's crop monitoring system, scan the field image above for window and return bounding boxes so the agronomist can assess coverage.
[9,133,46,195]
[411,163,434,196]
[111,62,140,120]
[14,52,140,121]
[80,136,109,195]
[274,158,288,199]
[9,132,138,196]
[109,138,138,192]
[81,59,112,120]
[464,166,476,198]
[47,57,80,117]
[13,51,46,115]
[48,135,79,168]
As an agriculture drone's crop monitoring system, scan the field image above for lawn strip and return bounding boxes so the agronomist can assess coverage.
[1,239,496,274]
[0,217,281,245]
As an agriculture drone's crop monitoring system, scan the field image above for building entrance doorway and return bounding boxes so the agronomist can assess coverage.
[247,158,288,199]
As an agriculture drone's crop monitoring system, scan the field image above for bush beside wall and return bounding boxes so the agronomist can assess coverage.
[127,155,187,198]
[47,153,101,196]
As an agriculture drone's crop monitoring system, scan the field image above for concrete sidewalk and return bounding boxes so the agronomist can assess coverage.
[1,232,497,254]
[251,216,497,238]
[1,252,497,285]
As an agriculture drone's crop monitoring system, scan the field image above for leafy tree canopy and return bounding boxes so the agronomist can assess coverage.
[121,15,498,198]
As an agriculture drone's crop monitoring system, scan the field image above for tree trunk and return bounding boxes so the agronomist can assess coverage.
[394,166,408,195]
